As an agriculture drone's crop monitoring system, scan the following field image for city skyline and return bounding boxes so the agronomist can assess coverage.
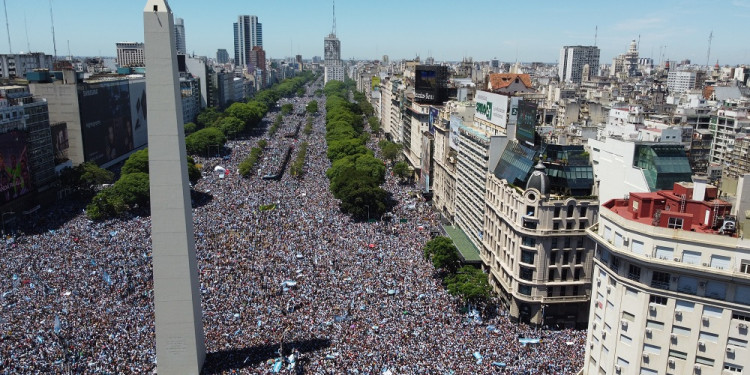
[3,0,750,65]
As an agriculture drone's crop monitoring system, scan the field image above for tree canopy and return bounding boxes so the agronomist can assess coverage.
[423,236,461,273]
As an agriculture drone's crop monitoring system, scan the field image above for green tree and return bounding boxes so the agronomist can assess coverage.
[281,103,294,115]
[225,102,256,129]
[381,142,403,164]
[196,107,222,128]
[445,266,492,304]
[121,149,149,175]
[184,122,197,134]
[392,161,411,181]
[424,236,460,273]
[216,116,245,138]
[187,156,201,185]
[327,138,369,161]
[185,127,226,156]
[368,116,380,134]
[306,100,318,114]
[78,162,115,192]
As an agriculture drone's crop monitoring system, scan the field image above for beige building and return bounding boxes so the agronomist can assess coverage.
[584,181,750,375]
[484,160,598,327]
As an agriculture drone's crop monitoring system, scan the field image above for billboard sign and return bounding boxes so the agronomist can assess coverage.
[51,123,69,163]
[128,79,148,148]
[78,80,134,165]
[449,115,461,151]
[516,100,538,148]
[474,90,509,128]
[428,107,439,135]
[0,131,33,203]
[414,65,446,104]
[507,96,521,127]
[420,134,432,193]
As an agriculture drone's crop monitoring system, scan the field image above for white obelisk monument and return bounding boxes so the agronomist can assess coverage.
[144,1,205,373]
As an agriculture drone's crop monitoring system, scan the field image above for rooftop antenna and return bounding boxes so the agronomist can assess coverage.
[594,25,598,46]
[706,30,713,70]
[24,11,30,52]
[67,40,71,60]
[3,0,11,54]
[49,0,58,61]
[331,0,336,36]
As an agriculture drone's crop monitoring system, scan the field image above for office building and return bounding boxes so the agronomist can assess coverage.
[583,180,750,375]
[667,71,697,94]
[0,53,54,79]
[324,33,344,84]
[558,46,600,84]
[233,15,262,68]
[174,18,186,54]
[116,42,145,67]
[709,108,750,169]
[216,49,229,64]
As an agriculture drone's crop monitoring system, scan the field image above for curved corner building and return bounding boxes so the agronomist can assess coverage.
[583,179,750,375]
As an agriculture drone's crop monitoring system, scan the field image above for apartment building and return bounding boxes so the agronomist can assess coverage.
[583,180,750,375]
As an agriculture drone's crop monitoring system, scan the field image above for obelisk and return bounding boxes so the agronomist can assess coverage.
[143,1,205,373]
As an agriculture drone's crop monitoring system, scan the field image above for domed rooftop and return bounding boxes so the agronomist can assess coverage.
[526,162,550,195]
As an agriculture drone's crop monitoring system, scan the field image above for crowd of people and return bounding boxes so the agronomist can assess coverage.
[0,79,586,374]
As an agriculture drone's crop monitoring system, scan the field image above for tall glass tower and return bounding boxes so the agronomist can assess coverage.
[233,15,262,67]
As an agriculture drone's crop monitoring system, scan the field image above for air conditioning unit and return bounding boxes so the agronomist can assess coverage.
[739,323,747,329]
[622,236,629,244]
[642,352,649,359]
[593,322,597,330]
[668,358,675,366]
[675,311,683,318]
[703,262,710,267]
[645,328,653,335]
[698,340,705,348]
[727,347,735,353]
[602,331,607,339]
[621,319,629,329]
[702,316,710,324]
[597,277,602,286]
[694,364,701,372]
[674,257,681,262]
[649,304,657,312]
[671,333,678,341]
[607,285,612,294]
[615,365,622,373]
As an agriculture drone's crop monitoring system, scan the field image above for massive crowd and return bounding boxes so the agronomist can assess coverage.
[0,80,586,374]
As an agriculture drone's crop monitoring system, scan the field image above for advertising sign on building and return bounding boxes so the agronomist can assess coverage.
[515,100,538,148]
[0,131,33,203]
[507,97,521,127]
[128,80,148,149]
[420,134,432,193]
[78,80,134,165]
[428,107,439,135]
[449,115,461,151]
[51,123,69,163]
[474,90,509,128]
[414,65,448,104]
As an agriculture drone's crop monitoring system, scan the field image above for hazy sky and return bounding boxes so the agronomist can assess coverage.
[3,0,750,65]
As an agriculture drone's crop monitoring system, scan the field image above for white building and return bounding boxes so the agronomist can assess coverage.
[559,46,600,84]
[0,53,54,79]
[116,42,145,67]
[667,71,697,94]
[583,181,750,375]
[324,33,344,84]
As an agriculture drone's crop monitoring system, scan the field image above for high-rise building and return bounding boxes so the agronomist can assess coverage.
[116,42,145,67]
[558,45,600,84]
[233,15,262,68]
[667,71,697,93]
[174,18,186,54]
[324,33,344,84]
[216,49,229,64]
[0,53,54,79]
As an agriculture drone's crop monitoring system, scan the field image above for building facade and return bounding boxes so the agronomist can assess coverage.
[583,182,750,375]
[233,15,262,68]
[216,49,229,64]
[324,34,344,84]
[710,108,750,169]
[667,71,697,94]
[116,42,145,67]
[174,18,186,54]
[559,46,600,84]
[0,53,54,79]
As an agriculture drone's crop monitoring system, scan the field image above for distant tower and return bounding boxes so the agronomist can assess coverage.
[143,0,205,373]
[174,17,186,54]
[233,15,262,68]
[323,1,344,84]
[559,45,600,84]
[216,48,229,64]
